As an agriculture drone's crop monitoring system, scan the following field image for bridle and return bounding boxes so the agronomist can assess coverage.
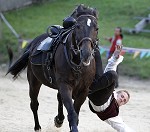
[78,37,94,47]
[63,14,98,73]
[70,14,98,58]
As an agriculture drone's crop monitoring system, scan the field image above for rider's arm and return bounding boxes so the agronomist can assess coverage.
[104,37,112,42]
[104,54,123,73]
[105,116,135,132]
[104,44,123,73]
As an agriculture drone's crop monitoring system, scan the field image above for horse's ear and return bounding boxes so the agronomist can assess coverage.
[93,8,99,19]
[70,9,77,18]
[71,4,84,18]
[77,4,84,12]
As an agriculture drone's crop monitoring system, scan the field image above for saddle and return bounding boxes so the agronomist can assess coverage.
[29,18,76,83]
[36,25,63,52]
[30,25,74,65]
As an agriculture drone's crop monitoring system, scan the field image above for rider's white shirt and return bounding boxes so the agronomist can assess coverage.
[105,116,135,132]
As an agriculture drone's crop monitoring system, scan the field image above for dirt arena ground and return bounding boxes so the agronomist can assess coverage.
[0,70,150,132]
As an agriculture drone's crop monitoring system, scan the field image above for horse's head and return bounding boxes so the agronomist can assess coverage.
[70,5,99,66]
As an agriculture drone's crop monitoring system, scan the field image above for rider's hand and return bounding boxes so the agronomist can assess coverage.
[113,44,123,59]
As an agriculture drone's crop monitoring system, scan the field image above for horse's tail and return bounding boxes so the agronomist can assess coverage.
[6,44,31,79]
[6,45,14,67]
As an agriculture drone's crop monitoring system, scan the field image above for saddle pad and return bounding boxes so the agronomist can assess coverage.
[30,51,48,65]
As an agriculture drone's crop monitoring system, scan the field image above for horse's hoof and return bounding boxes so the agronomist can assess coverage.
[54,116,64,128]
[34,125,41,132]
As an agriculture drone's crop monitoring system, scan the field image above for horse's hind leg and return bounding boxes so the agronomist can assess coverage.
[54,92,65,127]
[27,67,42,131]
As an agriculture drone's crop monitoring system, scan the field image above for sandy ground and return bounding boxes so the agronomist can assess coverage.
[0,70,150,132]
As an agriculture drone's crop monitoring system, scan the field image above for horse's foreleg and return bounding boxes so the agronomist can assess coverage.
[73,89,88,125]
[59,83,78,132]
[54,92,65,127]
[27,68,42,131]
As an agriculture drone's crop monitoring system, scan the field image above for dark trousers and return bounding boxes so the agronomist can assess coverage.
[94,47,103,78]
[88,71,118,106]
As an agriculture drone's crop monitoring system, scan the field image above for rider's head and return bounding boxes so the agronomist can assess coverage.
[116,90,130,106]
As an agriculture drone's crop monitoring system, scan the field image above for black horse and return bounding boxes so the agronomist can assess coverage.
[7,5,100,132]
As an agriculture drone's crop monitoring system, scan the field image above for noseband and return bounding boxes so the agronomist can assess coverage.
[78,37,93,47]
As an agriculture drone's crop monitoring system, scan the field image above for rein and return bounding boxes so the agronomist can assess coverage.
[64,43,83,73]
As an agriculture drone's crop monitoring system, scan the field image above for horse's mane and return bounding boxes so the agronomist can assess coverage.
[70,4,98,19]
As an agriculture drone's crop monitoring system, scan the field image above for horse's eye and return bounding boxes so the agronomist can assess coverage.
[95,27,99,31]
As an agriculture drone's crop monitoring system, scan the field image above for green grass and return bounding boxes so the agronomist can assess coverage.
[0,0,150,79]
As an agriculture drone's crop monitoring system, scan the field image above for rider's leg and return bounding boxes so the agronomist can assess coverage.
[89,45,123,93]
[94,46,103,79]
